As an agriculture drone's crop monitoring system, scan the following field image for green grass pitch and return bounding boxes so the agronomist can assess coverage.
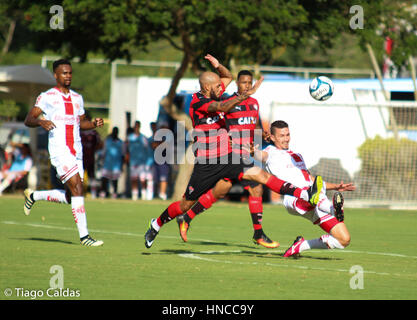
[0,195,416,300]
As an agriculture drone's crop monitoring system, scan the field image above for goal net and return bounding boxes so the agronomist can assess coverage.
[267,99,417,209]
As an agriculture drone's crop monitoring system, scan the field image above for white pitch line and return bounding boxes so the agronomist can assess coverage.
[178,250,404,277]
[178,252,405,277]
[2,220,417,260]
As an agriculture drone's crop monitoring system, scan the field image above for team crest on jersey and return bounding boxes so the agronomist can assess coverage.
[188,186,194,194]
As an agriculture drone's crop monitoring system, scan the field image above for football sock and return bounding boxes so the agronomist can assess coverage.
[317,197,333,214]
[265,176,306,200]
[33,189,69,204]
[156,201,182,228]
[248,196,263,235]
[71,196,88,239]
[146,180,154,200]
[0,179,11,193]
[319,234,345,249]
[301,235,344,252]
[132,189,138,201]
[184,189,217,224]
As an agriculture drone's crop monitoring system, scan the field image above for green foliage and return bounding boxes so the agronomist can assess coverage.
[350,0,417,66]
[0,99,20,120]
[357,135,417,200]
[17,0,366,66]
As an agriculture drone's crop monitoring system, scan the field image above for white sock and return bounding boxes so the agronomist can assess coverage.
[146,180,154,200]
[132,189,138,201]
[0,179,11,193]
[300,190,309,201]
[320,234,345,249]
[303,238,328,251]
[33,190,68,204]
[317,198,333,214]
[152,219,160,232]
[71,196,89,239]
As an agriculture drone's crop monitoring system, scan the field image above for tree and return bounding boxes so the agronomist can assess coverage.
[10,0,417,197]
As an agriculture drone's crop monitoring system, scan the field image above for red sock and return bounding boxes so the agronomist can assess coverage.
[266,175,302,198]
[186,189,217,221]
[248,196,263,231]
[157,201,182,227]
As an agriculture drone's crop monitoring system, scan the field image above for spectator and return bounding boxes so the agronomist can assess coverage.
[100,127,124,198]
[150,122,171,200]
[80,112,103,198]
[127,121,153,200]
[0,143,32,195]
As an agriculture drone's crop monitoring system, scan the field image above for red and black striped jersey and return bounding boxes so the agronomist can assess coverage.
[224,93,260,155]
[189,83,231,161]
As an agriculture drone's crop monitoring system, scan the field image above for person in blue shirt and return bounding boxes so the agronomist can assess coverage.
[127,121,154,200]
[100,127,124,198]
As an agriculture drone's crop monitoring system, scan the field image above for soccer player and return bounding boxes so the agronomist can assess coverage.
[176,70,279,248]
[251,120,355,257]
[23,59,104,247]
[144,54,324,249]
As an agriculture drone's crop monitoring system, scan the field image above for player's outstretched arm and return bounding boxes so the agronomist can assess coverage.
[208,76,264,113]
[205,54,233,88]
[326,181,356,192]
[241,142,268,163]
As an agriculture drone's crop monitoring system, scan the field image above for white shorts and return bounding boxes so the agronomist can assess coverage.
[101,168,122,180]
[283,187,340,233]
[130,164,152,181]
[51,155,84,184]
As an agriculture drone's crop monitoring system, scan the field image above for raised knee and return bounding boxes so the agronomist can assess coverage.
[339,234,351,247]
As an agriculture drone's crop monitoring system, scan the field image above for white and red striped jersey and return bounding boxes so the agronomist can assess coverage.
[35,87,85,159]
[264,145,312,189]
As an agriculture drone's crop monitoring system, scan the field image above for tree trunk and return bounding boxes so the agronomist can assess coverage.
[0,20,16,61]
[162,8,196,200]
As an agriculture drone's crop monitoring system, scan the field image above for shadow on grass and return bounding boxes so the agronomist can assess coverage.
[142,247,342,261]
[14,237,75,245]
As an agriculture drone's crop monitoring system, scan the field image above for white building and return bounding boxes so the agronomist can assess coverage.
[110,76,417,180]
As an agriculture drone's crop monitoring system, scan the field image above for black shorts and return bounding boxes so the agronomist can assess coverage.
[227,153,259,190]
[184,154,258,200]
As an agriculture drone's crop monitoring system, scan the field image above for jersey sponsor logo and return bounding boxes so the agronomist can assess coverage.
[53,114,78,124]
[206,114,223,125]
[237,116,257,125]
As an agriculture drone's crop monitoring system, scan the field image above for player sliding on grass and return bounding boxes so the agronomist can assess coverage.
[23,59,103,247]
[250,120,355,257]
[176,69,280,248]
[144,55,324,249]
